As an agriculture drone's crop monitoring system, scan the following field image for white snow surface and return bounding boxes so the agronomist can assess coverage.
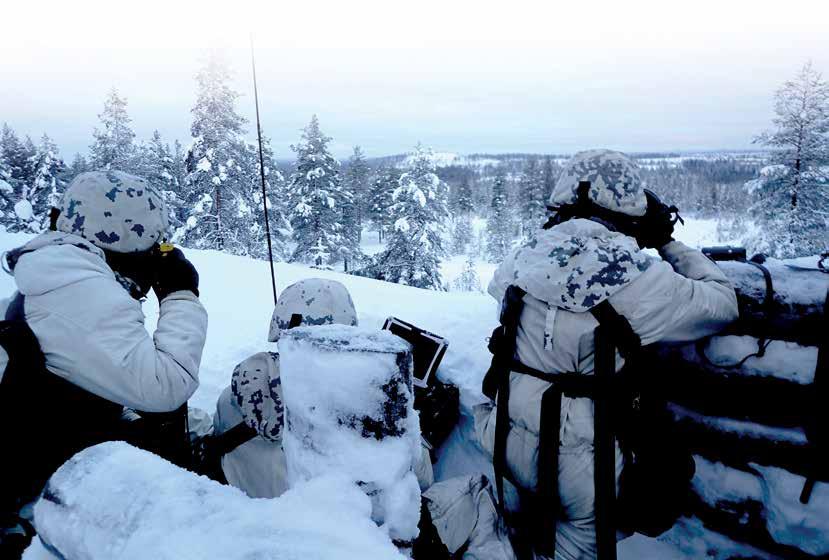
[690,335,818,384]
[279,325,421,542]
[30,441,403,560]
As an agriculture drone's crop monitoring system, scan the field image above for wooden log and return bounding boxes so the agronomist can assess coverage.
[667,403,820,480]
[687,456,829,558]
[714,260,828,346]
[651,337,817,427]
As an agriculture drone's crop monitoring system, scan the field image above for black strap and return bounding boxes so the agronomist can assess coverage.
[210,422,259,457]
[593,325,618,560]
[801,288,829,504]
[5,293,24,322]
[484,285,639,559]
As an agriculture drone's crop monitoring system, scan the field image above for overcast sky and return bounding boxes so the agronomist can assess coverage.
[1,0,827,159]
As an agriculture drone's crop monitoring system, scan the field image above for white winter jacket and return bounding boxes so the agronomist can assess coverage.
[474,240,738,559]
[0,232,208,412]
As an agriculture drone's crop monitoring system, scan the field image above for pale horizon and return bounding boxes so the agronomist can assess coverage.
[1,0,827,160]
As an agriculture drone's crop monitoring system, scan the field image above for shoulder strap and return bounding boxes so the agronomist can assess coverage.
[5,293,24,322]
[589,300,641,359]
[210,422,259,457]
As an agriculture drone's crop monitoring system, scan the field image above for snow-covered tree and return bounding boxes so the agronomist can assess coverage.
[0,156,14,229]
[249,135,292,261]
[65,153,90,181]
[89,88,136,171]
[288,115,347,266]
[455,174,475,215]
[136,130,184,232]
[372,143,449,290]
[747,62,829,258]
[367,165,399,243]
[1,124,34,190]
[23,134,66,231]
[451,213,473,255]
[176,54,257,255]
[541,156,557,205]
[452,256,482,292]
[486,169,513,262]
[343,146,371,241]
[518,158,546,233]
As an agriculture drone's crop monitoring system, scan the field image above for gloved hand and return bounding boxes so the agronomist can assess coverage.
[153,247,199,301]
[635,190,682,249]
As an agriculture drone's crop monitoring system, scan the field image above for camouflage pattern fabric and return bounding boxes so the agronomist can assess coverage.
[549,149,648,217]
[56,171,168,253]
[496,219,653,313]
[268,278,358,342]
[231,352,284,442]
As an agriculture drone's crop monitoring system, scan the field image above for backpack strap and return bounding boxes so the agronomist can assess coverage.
[5,293,24,322]
[210,422,259,458]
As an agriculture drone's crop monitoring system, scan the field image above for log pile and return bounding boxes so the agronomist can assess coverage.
[652,257,829,558]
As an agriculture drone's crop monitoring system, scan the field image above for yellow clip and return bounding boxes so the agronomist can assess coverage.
[159,242,175,255]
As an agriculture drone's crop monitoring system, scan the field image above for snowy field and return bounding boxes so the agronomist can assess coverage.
[0,218,755,559]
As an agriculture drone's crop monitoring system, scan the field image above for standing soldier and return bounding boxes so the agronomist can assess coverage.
[474,150,739,559]
[0,171,208,557]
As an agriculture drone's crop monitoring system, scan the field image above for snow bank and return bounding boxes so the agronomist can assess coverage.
[690,456,829,556]
[280,325,421,543]
[32,442,403,560]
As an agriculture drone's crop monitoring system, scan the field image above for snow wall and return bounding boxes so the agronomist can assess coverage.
[652,258,829,558]
[30,442,404,560]
[279,325,422,545]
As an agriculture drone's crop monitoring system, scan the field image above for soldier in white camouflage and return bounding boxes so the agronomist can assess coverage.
[473,149,739,559]
[0,171,207,558]
[208,277,435,499]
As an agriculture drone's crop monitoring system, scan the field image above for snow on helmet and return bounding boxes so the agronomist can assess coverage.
[549,149,647,217]
[268,278,358,342]
[231,352,283,442]
[56,170,168,253]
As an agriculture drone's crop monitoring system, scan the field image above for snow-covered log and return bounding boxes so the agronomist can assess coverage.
[668,404,816,478]
[32,442,404,560]
[715,260,828,345]
[279,325,422,545]
[653,336,818,427]
[688,456,829,558]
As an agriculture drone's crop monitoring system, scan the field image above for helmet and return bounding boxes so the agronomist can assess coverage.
[231,352,283,442]
[268,278,358,342]
[56,171,168,253]
[549,150,647,217]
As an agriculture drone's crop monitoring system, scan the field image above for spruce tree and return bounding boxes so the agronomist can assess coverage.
[66,153,90,181]
[373,144,448,290]
[24,134,66,231]
[367,165,399,243]
[518,158,546,234]
[139,130,184,232]
[343,146,371,241]
[90,88,136,171]
[176,53,259,256]
[452,256,482,292]
[0,156,14,229]
[451,214,473,255]
[747,62,829,258]
[486,169,513,262]
[248,134,291,261]
[288,115,346,266]
[541,156,557,206]
[1,124,32,190]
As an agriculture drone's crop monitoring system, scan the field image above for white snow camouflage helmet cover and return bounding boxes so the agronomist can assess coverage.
[56,171,168,253]
[231,352,283,442]
[268,278,358,342]
[549,149,647,217]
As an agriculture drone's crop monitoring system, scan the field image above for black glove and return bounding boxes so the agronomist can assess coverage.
[635,190,682,249]
[153,248,199,300]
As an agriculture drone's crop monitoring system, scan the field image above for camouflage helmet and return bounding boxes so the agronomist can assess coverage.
[268,278,358,342]
[549,149,647,217]
[231,352,283,442]
[56,171,168,253]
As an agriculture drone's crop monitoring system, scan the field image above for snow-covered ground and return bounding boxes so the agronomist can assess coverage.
[0,218,757,558]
